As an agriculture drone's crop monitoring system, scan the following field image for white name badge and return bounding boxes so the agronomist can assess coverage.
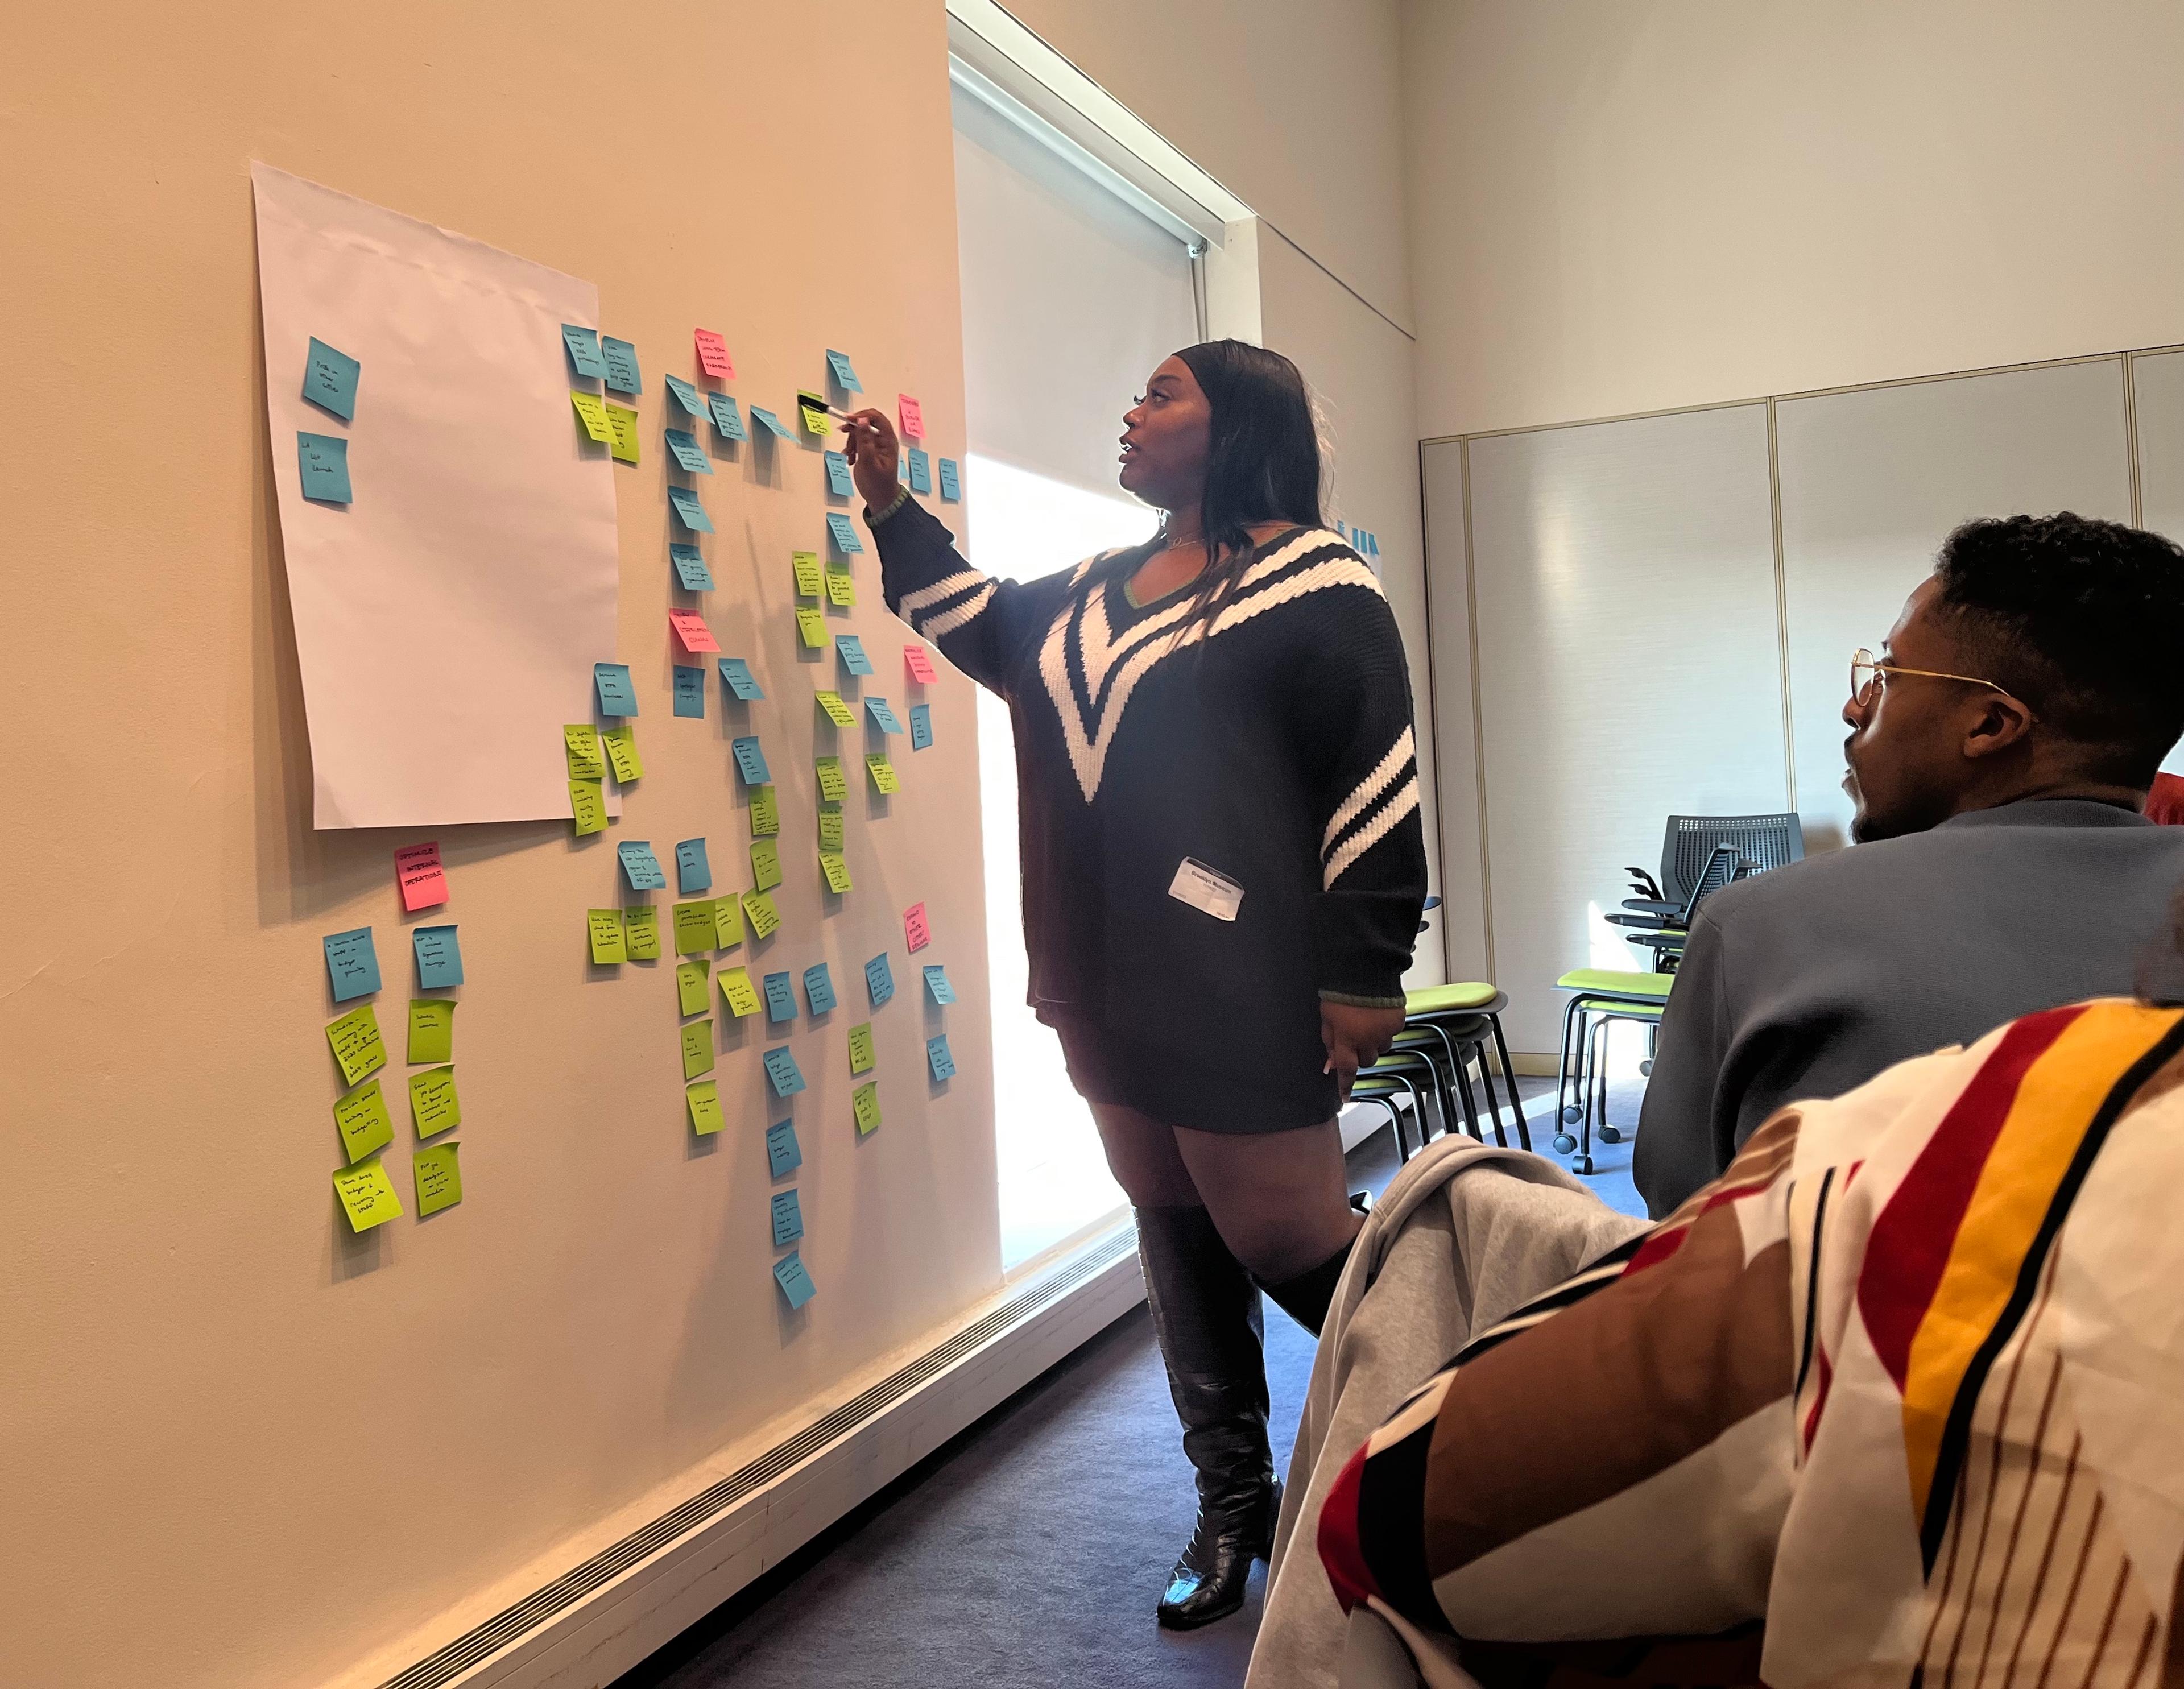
[1168,857,1244,922]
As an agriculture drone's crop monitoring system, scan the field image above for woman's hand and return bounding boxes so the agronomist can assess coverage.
[1321,1001,1405,1100]
[841,409,901,511]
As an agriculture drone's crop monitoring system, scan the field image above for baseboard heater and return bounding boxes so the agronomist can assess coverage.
[369,1224,1144,1689]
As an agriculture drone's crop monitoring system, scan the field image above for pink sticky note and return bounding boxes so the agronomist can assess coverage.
[898,394,925,440]
[904,644,938,685]
[669,610,719,654]
[394,842,448,912]
[694,329,734,380]
[904,901,932,954]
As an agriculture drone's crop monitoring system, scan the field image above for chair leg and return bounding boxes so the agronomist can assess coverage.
[1556,995,1586,1128]
[1448,1051,1483,1141]
[1465,1030,1512,1149]
[1408,1022,1466,1142]
[1487,1013,1530,1153]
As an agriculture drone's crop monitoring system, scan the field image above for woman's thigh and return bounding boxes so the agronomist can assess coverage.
[1091,1102,1202,1208]
[1172,1120,1358,1283]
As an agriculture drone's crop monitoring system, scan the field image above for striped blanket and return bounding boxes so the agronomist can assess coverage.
[1317,999,2184,1686]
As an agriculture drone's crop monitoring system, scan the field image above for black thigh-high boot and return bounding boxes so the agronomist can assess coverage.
[1134,1204,1280,1630]
[1255,1234,1358,1338]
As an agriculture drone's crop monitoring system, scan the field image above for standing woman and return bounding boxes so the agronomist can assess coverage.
[843,341,1425,1630]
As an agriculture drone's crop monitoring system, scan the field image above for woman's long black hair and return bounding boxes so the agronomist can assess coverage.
[1168,340,1326,634]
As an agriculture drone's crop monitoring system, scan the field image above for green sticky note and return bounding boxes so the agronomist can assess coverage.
[820,850,852,895]
[333,1157,403,1232]
[676,958,710,1016]
[673,901,715,956]
[852,1080,882,1136]
[710,895,746,949]
[413,1142,463,1216]
[624,904,661,960]
[866,754,900,794]
[741,889,781,941]
[793,551,823,598]
[603,723,643,783]
[815,756,848,804]
[326,1004,388,1087]
[848,1021,875,1075]
[604,401,640,465]
[749,784,780,837]
[814,690,857,728]
[570,390,613,444]
[718,966,761,1018]
[332,1078,394,1164]
[569,780,607,835]
[826,565,856,609]
[408,997,456,1065]
[564,723,606,780]
[409,1065,461,1137]
[682,1018,715,1080]
[587,908,627,966]
[687,1079,725,1135]
[750,838,782,892]
[796,607,828,648]
[818,806,845,852]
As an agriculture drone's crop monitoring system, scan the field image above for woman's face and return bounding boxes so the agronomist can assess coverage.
[1119,355,1211,512]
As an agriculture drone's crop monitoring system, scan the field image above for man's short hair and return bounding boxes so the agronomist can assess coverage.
[1933,511,2184,784]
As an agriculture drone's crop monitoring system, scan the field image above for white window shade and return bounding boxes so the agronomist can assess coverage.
[952,80,1202,502]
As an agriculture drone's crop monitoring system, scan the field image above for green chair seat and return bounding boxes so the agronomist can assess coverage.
[1575,997,1663,1019]
[1405,980,1499,1015]
[1555,968,1673,1000]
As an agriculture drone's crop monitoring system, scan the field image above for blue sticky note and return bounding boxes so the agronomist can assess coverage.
[825,511,864,554]
[771,1188,805,1245]
[297,432,352,504]
[750,406,791,440]
[673,665,706,718]
[766,1118,803,1177]
[413,925,463,990]
[763,971,797,1022]
[803,962,837,1015]
[664,374,704,417]
[909,703,933,751]
[668,485,714,533]
[763,1046,807,1098]
[927,1034,957,1082]
[835,635,872,676]
[938,458,961,501]
[823,450,854,498]
[617,839,667,891]
[303,337,360,421]
[731,736,771,785]
[717,657,766,702]
[561,323,609,379]
[865,951,895,1008]
[708,391,747,442]
[324,926,380,1002]
[923,963,955,1005]
[865,696,903,735]
[1368,532,1381,557]
[594,663,639,717]
[670,543,714,593]
[675,838,711,893]
[898,454,910,485]
[774,1249,817,1309]
[664,428,714,474]
[601,335,642,394]
[907,447,932,494]
[825,349,862,392]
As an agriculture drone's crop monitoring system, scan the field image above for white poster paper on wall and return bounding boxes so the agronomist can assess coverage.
[251,163,621,828]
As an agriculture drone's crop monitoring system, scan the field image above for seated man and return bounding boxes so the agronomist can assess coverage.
[1633,510,2184,1217]
[1318,973,2184,1684]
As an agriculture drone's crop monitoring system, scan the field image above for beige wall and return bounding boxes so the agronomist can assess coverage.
[0,6,999,1686]
[1004,0,1416,332]
[1403,0,2184,438]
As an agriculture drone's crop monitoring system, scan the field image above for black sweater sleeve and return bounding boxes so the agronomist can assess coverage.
[1293,559,1429,1007]
[867,494,1074,696]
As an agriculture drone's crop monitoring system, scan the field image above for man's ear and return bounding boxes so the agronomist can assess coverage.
[1960,692,2038,760]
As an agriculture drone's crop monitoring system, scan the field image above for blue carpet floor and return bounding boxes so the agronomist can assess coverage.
[613,1082,1647,1689]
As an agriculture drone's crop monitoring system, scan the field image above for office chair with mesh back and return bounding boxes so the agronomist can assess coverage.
[1603,842,1747,972]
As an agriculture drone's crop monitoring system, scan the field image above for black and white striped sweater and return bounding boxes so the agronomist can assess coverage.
[872,495,1426,1073]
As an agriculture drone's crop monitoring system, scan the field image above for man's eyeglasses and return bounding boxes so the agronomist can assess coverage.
[1850,648,2030,715]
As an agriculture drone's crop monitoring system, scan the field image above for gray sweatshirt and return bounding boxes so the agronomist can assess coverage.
[1633,798,2184,1216]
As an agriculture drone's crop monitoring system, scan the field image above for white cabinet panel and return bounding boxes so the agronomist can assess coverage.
[1776,360,2132,846]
